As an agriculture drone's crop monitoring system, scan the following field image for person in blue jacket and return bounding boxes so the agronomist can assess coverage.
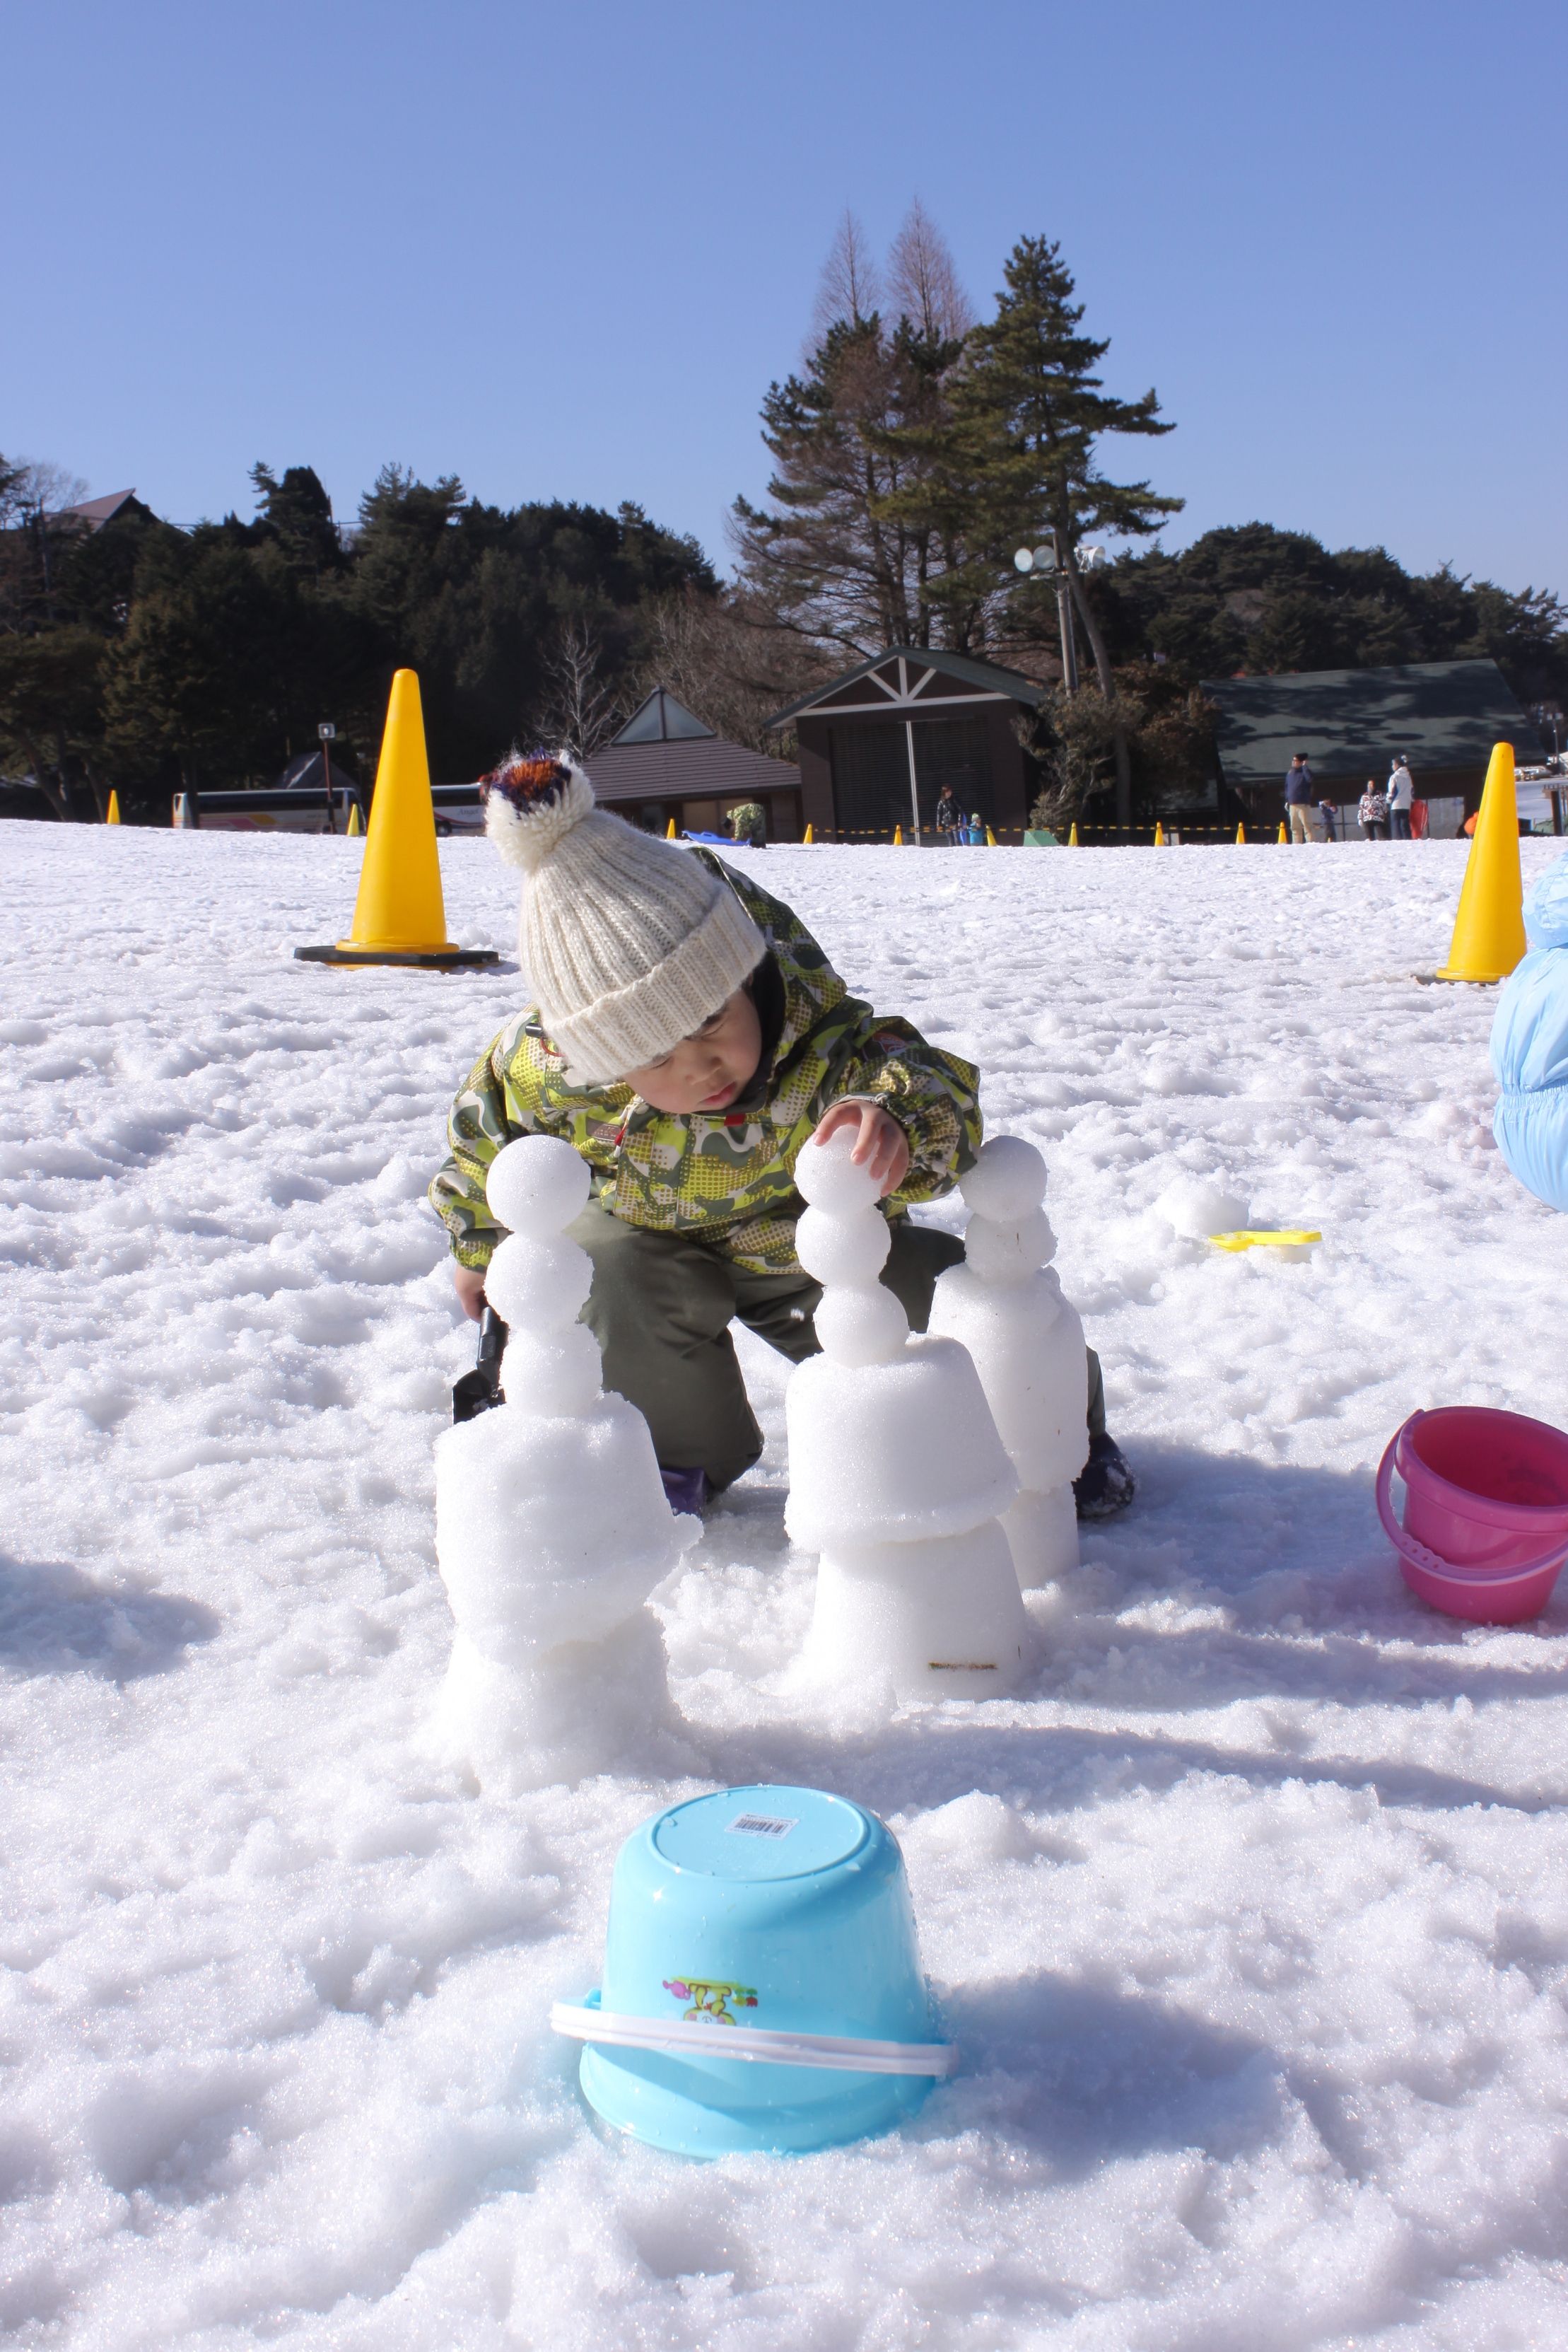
[1492,851,1568,1212]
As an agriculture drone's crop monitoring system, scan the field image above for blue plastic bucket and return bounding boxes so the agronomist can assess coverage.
[553,1785,954,2157]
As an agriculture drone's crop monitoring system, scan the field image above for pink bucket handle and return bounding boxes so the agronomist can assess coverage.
[1376,1427,1568,1584]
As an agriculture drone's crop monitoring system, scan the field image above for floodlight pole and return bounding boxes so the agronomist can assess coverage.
[318,721,338,834]
[1014,532,1078,694]
[1054,548,1080,697]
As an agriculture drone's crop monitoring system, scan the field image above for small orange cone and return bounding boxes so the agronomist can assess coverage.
[295,670,498,969]
[1235,822,1246,844]
[1435,742,1527,984]
[802,822,814,844]
[1153,820,1165,846]
[666,817,677,839]
[985,826,997,846]
[893,823,904,844]
[106,791,122,825]
[346,800,363,837]
[1277,820,1288,844]
[1068,823,1080,846]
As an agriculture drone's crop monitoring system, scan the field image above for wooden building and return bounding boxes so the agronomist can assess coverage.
[1203,659,1546,828]
[768,649,1043,839]
[585,689,803,839]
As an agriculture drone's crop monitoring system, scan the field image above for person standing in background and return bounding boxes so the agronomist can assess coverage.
[1388,755,1415,840]
[1318,793,1340,842]
[934,784,962,845]
[1358,780,1390,840]
[1285,752,1321,842]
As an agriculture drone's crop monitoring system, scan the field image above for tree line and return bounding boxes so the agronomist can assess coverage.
[0,462,716,820]
[4,204,1563,824]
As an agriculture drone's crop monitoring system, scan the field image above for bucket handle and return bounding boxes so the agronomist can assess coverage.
[1376,1432,1568,1584]
[551,1996,957,2078]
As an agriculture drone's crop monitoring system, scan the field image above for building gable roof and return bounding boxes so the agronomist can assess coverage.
[613,688,715,745]
[1203,659,1542,788]
[63,490,138,531]
[768,646,1045,729]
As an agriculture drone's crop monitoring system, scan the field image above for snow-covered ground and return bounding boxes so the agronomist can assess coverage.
[4,822,1567,2351]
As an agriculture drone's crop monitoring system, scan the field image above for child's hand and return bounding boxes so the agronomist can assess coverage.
[453,1263,488,1322]
[812,1100,911,1197]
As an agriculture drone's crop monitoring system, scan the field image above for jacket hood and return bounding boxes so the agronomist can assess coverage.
[1524,851,1568,951]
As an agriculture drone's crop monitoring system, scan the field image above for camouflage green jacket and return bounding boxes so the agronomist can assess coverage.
[428,854,981,1275]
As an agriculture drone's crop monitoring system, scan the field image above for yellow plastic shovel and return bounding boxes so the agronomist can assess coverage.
[1207,1229,1321,1253]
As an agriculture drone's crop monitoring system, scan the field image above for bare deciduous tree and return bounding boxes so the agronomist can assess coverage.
[808,211,883,350]
[888,199,973,344]
[0,456,90,634]
[528,616,629,758]
[637,590,834,755]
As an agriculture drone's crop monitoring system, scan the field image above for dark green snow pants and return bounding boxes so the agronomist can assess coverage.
[568,1199,1106,1491]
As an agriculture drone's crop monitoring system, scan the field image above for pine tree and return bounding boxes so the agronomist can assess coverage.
[950,236,1182,820]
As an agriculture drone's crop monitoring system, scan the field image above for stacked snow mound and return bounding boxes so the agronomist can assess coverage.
[930,1136,1088,1590]
[433,1135,698,1790]
[785,1129,1029,1699]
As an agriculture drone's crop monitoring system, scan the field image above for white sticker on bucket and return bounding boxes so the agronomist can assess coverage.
[727,1813,798,1839]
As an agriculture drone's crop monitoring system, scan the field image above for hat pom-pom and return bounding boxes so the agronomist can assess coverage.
[482,752,595,873]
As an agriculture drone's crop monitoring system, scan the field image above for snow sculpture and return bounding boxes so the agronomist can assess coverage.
[785,1129,1030,1700]
[432,1135,698,1791]
[928,1137,1088,1590]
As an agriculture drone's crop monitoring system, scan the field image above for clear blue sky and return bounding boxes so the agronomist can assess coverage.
[7,0,1563,596]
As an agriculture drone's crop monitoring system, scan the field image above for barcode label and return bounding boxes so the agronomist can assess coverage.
[727,1813,797,1839]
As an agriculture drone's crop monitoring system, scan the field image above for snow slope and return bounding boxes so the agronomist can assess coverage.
[3,822,1567,2351]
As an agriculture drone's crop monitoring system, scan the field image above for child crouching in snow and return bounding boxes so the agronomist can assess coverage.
[430,754,1133,1517]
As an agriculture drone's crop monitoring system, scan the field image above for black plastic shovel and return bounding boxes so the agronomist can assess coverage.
[452,1305,508,1423]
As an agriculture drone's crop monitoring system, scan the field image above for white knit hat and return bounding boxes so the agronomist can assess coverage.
[482,753,766,1084]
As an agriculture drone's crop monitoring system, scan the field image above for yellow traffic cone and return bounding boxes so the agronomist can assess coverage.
[1068,823,1080,846]
[666,817,677,839]
[1235,822,1246,845]
[802,822,814,844]
[295,670,498,969]
[985,826,997,846]
[1435,742,1527,984]
[346,801,363,837]
[106,790,122,825]
[1154,820,1165,846]
[1277,821,1288,844]
[893,823,904,845]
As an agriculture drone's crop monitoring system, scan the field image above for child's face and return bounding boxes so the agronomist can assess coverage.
[620,987,763,1114]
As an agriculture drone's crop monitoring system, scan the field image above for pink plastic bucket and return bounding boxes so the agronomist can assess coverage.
[1376,1407,1568,1623]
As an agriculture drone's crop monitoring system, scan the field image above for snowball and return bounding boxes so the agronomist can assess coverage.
[498,1322,602,1416]
[959,1136,1048,1220]
[805,1520,1031,1700]
[1154,1175,1248,1239]
[929,1262,1089,1489]
[785,1335,1017,1551]
[795,1204,892,1288]
[812,1283,908,1367]
[963,1207,1055,1284]
[794,1126,882,1215]
[481,1235,593,1332]
[485,1134,592,1238]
